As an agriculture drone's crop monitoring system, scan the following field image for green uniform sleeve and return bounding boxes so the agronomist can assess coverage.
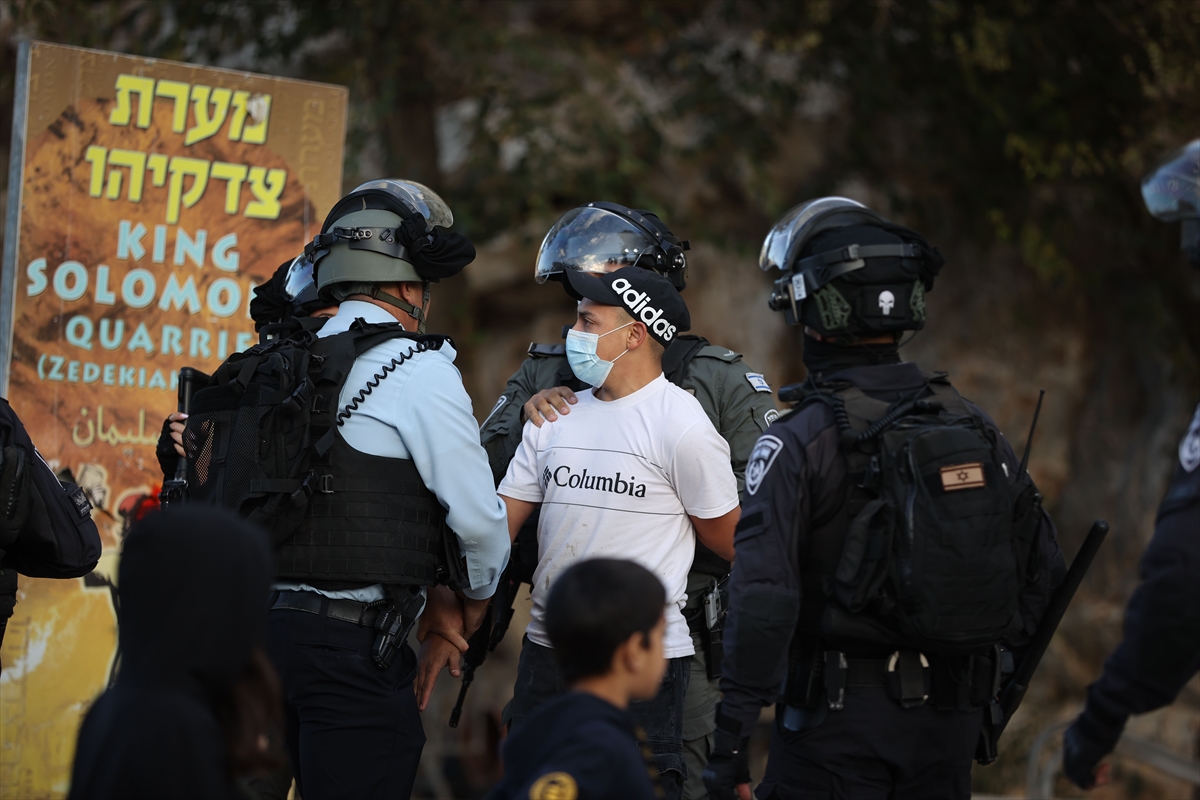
[683,347,780,498]
[480,354,571,487]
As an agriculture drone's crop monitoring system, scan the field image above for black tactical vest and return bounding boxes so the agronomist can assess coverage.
[272,324,459,587]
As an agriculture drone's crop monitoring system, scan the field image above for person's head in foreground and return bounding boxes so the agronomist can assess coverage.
[69,507,280,800]
[545,557,668,705]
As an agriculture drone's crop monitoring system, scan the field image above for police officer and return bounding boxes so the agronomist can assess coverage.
[264,179,510,799]
[704,197,1065,799]
[480,203,778,800]
[1062,140,1200,791]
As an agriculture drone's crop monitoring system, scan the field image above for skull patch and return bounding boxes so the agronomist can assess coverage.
[878,290,895,315]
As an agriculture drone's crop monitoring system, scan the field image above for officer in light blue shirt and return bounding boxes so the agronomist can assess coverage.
[274,298,509,604]
[265,179,508,800]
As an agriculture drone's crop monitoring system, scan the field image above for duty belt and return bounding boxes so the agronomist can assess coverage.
[270,589,385,627]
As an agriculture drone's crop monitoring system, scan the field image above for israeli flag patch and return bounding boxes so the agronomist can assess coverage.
[745,372,772,393]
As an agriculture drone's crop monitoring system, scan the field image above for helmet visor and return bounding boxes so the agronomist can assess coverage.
[759,197,871,272]
[535,207,659,283]
[350,179,455,228]
[1141,140,1200,222]
[283,255,315,300]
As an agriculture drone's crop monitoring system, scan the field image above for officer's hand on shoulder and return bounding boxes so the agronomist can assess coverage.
[524,386,577,427]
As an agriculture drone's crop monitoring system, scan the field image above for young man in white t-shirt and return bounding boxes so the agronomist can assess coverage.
[498,266,740,800]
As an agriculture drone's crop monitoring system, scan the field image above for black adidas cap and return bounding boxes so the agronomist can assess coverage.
[563,267,690,346]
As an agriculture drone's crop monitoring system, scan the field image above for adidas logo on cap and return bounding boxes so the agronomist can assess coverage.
[611,277,677,342]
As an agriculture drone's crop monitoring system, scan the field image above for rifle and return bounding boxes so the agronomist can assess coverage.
[976,519,1109,763]
[159,367,210,510]
[448,559,521,727]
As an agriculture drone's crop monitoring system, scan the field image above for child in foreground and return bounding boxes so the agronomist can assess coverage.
[487,558,668,800]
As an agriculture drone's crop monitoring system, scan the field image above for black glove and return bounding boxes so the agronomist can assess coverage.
[703,728,751,800]
[1062,704,1125,789]
[156,416,179,479]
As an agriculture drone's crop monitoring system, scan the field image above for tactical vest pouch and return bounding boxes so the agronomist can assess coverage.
[0,399,101,580]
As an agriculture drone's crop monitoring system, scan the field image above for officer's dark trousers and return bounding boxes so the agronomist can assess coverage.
[266,608,425,800]
[756,686,982,800]
[509,637,691,800]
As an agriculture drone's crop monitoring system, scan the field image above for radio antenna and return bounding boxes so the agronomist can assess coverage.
[1018,389,1046,477]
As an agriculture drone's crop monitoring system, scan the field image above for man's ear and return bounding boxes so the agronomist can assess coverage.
[610,630,637,675]
[399,281,426,306]
[626,321,650,351]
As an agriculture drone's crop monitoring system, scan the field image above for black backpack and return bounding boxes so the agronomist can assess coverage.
[802,374,1043,654]
[0,398,102,579]
[182,319,448,545]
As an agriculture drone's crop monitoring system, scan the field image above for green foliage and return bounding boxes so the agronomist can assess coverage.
[1,0,1197,351]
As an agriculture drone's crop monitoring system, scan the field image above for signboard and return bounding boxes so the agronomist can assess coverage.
[0,42,346,797]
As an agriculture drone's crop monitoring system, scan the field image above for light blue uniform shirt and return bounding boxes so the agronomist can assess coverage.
[276,301,510,603]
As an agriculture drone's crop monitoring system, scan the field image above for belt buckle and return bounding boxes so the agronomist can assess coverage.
[887,650,930,707]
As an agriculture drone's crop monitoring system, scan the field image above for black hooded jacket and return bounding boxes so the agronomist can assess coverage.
[69,507,272,800]
[487,692,658,800]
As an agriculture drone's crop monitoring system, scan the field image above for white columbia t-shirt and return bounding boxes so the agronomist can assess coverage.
[498,374,740,658]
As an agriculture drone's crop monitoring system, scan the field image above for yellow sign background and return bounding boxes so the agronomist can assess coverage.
[0,42,346,798]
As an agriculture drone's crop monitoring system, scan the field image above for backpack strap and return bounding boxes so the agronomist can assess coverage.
[345,318,450,356]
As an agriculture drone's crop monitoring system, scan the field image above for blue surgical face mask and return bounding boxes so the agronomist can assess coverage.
[565,321,634,388]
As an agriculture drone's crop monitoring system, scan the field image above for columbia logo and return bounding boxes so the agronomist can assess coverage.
[542,466,552,488]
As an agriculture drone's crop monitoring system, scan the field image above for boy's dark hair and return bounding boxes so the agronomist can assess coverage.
[544,558,666,683]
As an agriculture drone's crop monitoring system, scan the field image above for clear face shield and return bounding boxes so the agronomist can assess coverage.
[283,255,317,302]
[759,197,872,324]
[350,179,455,230]
[534,207,662,284]
[759,197,870,274]
[1141,140,1199,223]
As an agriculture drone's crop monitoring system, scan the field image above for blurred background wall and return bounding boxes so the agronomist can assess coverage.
[1,1,1197,797]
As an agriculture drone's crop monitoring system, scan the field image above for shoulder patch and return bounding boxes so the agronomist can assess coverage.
[746,434,784,496]
[696,345,741,363]
[529,772,578,800]
[528,342,567,358]
[1180,404,1200,473]
[764,408,780,426]
[745,372,772,393]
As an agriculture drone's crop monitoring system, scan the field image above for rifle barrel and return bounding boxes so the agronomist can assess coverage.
[996,519,1109,737]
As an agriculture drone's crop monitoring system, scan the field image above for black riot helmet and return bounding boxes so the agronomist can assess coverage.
[535,202,691,290]
[303,179,475,332]
[1141,139,1199,268]
[760,197,945,338]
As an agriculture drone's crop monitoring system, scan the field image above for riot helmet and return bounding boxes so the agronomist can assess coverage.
[1141,139,1199,268]
[305,178,474,332]
[535,202,690,289]
[760,197,944,338]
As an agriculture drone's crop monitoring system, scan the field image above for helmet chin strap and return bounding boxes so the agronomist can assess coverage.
[369,283,429,333]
